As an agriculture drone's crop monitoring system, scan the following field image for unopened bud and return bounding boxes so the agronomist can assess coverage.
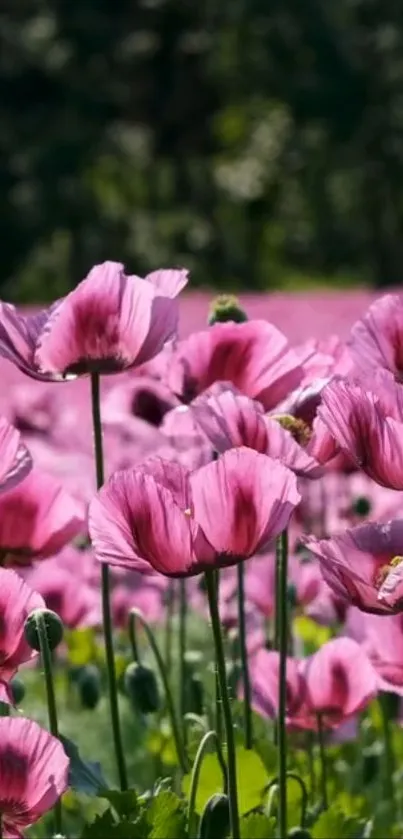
[124,662,160,714]
[198,793,230,839]
[77,664,101,710]
[352,495,372,517]
[208,295,248,325]
[10,677,25,706]
[24,608,64,652]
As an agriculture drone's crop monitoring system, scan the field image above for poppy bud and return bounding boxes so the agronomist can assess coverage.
[124,662,160,714]
[198,793,230,839]
[24,608,64,652]
[10,677,25,706]
[287,830,312,839]
[185,673,204,716]
[352,495,372,517]
[77,664,101,710]
[208,295,248,325]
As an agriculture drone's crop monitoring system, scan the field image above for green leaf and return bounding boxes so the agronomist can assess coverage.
[240,812,276,838]
[99,789,139,819]
[311,806,364,839]
[81,810,146,838]
[182,745,269,815]
[66,628,97,667]
[60,734,107,796]
[146,790,187,839]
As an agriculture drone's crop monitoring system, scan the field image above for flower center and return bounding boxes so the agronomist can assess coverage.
[374,555,403,589]
[271,414,312,447]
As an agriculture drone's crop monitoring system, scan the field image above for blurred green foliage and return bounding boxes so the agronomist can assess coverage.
[1,0,403,300]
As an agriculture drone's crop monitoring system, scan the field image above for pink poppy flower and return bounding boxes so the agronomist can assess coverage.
[349,294,403,378]
[103,375,179,428]
[0,262,188,380]
[305,520,403,614]
[189,386,322,478]
[89,448,300,577]
[318,379,403,489]
[0,468,85,567]
[0,716,69,836]
[0,417,32,493]
[250,638,377,730]
[169,320,304,409]
[0,568,45,682]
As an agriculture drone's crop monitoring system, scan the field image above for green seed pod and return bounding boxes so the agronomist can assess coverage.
[287,829,312,839]
[24,608,64,652]
[77,664,101,710]
[185,673,204,716]
[208,295,248,325]
[10,677,25,705]
[198,793,230,839]
[124,662,160,714]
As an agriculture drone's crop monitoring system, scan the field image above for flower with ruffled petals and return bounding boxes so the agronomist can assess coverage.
[189,386,322,478]
[169,320,304,409]
[89,448,300,577]
[0,468,85,567]
[0,262,188,380]
[305,520,403,614]
[0,716,69,836]
[318,378,403,489]
[0,417,32,493]
[250,638,377,730]
[349,294,403,379]
[0,568,45,682]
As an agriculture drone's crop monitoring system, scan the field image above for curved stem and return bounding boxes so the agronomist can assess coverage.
[266,772,308,828]
[205,571,240,839]
[36,611,62,835]
[130,608,188,773]
[277,529,289,839]
[91,372,128,792]
[379,694,395,813]
[187,730,224,837]
[237,563,252,749]
[317,714,328,810]
[128,611,141,663]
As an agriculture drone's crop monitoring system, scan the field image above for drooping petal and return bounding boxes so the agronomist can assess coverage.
[0,303,59,381]
[144,268,189,297]
[191,448,300,559]
[89,467,211,576]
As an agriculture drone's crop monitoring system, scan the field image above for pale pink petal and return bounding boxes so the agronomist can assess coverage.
[0,418,32,493]
[191,448,300,558]
[349,294,403,377]
[144,268,189,297]
[0,567,45,680]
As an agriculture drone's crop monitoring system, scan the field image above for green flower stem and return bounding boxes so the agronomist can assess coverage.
[187,730,223,838]
[128,611,141,663]
[237,562,252,749]
[91,372,128,792]
[179,578,187,727]
[307,732,316,802]
[213,569,223,743]
[130,608,188,773]
[317,714,328,810]
[205,570,240,839]
[165,580,175,676]
[274,537,282,652]
[379,694,395,812]
[35,611,62,835]
[277,528,289,839]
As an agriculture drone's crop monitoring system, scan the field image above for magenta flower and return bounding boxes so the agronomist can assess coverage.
[305,520,403,614]
[0,417,32,493]
[189,386,322,478]
[318,378,403,489]
[0,468,85,567]
[89,448,300,576]
[0,716,69,836]
[0,568,44,682]
[250,638,377,730]
[169,320,304,409]
[349,294,403,378]
[0,262,188,380]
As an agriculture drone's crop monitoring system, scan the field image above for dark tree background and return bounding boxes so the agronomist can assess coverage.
[1,0,403,300]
